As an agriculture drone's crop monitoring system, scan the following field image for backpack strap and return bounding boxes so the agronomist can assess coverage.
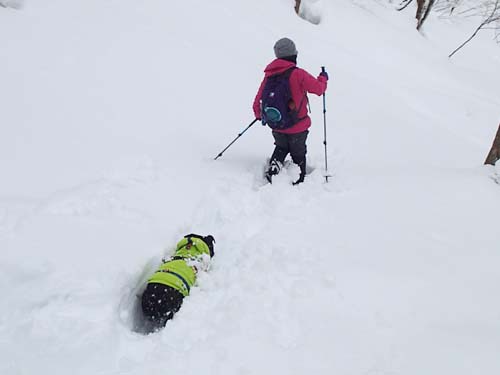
[280,67,309,120]
[288,68,309,120]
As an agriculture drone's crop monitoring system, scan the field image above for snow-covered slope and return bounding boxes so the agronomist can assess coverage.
[1,1,500,374]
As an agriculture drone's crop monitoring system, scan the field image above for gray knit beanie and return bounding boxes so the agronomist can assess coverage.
[273,37,298,59]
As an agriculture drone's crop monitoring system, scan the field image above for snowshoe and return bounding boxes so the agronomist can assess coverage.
[264,160,282,184]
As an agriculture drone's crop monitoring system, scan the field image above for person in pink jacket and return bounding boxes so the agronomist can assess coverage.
[253,37,328,184]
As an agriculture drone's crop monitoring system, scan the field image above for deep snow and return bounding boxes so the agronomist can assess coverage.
[1,0,500,374]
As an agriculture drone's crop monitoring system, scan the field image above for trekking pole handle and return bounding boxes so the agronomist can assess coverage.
[321,66,327,114]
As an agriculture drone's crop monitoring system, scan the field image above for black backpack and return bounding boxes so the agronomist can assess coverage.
[261,68,301,130]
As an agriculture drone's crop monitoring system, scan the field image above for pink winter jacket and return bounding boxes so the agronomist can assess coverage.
[253,59,328,134]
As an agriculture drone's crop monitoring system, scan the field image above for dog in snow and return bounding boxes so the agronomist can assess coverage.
[140,234,215,331]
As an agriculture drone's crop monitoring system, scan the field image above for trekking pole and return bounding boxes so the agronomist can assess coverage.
[214,118,259,160]
[321,66,331,183]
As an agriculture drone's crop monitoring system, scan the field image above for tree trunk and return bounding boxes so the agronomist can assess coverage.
[485,124,500,165]
[295,0,301,14]
[416,0,435,30]
[416,0,425,21]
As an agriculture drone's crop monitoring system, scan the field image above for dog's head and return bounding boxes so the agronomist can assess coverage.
[184,233,215,258]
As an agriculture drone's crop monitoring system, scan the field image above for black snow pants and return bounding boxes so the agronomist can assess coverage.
[141,282,184,330]
[270,130,308,180]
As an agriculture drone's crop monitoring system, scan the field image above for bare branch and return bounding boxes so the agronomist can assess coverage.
[449,19,489,57]
[397,0,414,11]
[449,0,500,58]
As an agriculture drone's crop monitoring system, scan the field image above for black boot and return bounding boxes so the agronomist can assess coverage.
[292,160,306,185]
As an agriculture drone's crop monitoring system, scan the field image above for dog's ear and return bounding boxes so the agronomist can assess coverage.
[203,235,215,257]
